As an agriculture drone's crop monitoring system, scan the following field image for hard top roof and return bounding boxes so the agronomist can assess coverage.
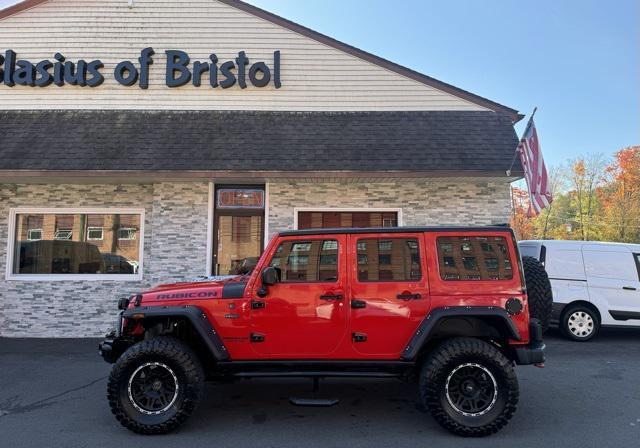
[278,226,515,237]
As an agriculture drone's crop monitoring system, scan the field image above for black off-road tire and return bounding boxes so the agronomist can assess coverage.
[522,256,553,333]
[560,304,600,342]
[107,336,205,434]
[419,338,519,437]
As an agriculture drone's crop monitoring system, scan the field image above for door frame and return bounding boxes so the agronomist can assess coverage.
[211,184,266,276]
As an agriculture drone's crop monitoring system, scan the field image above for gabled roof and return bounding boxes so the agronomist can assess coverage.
[0,0,47,20]
[0,110,522,176]
[0,0,522,121]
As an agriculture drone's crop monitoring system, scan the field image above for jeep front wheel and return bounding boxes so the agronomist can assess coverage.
[107,336,204,434]
[419,338,519,437]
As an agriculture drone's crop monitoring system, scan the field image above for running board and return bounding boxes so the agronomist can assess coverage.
[289,397,340,407]
[289,377,339,407]
[232,371,400,379]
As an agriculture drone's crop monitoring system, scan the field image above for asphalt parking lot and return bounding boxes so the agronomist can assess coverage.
[1,328,639,448]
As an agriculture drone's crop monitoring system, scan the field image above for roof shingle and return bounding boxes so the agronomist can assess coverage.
[0,110,522,175]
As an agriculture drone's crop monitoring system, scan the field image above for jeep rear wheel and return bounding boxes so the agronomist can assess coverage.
[522,256,553,333]
[107,336,204,434]
[419,338,519,437]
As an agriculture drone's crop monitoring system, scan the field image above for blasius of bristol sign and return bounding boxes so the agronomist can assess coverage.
[0,48,281,89]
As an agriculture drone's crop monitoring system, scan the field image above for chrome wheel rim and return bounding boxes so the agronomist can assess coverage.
[568,311,595,338]
[445,363,498,417]
[127,362,179,415]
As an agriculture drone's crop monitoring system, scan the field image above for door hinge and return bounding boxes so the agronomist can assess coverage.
[250,333,265,343]
[352,332,367,343]
[251,300,266,309]
[351,299,366,309]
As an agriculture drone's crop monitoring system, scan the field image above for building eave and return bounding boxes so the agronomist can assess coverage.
[0,169,525,184]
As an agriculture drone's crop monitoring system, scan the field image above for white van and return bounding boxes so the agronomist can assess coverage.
[519,240,640,341]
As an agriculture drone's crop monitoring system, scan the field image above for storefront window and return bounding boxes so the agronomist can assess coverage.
[298,211,398,229]
[11,211,143,277]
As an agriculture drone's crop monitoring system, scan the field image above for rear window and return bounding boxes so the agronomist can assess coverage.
[437,236,513,281]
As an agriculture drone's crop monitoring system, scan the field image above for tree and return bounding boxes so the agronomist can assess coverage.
[535,166,566,239]
[600,146,640,243]
[568,154,606,240]
[510,187,535,240]
[511,147,638,243]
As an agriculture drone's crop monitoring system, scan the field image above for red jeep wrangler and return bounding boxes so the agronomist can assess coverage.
[100,226,545,437]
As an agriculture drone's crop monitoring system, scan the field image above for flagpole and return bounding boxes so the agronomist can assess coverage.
[506,107,538,176]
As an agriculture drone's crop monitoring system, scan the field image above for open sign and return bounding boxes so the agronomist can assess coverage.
[216,189,265,209]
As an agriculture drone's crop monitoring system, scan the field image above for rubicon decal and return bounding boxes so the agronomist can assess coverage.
[156,291,218,300]
[0,48,281,89]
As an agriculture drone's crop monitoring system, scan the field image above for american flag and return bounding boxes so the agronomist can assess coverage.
[518,117,552,217]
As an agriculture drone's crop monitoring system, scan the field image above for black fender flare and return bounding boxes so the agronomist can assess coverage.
[401,306,521,361]
[123,305,230,361]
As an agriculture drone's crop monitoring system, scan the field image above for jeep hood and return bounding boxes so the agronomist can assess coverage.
[139,275,248,303]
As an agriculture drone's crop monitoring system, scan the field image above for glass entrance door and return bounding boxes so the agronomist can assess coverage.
[214,215,263,275]
[212,187,265,275]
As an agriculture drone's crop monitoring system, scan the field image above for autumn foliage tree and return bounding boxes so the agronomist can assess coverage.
[510,187,535,240]
[600,146,640,243]
[510,146,639,243]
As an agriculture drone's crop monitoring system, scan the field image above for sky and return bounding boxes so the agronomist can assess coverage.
[1,0,638,167]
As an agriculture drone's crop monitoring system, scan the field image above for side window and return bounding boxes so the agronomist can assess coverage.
[269,240,338,282]
[357,238,421,282]
[437,236,513,281]
[583,250,639,281]
[635,254,640,281]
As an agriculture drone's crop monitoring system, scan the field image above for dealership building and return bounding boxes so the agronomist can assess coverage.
[0,0,523,337]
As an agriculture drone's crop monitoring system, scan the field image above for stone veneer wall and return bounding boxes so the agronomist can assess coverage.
[0,179,511,337]
[0,183,209,337]
[267,180,511,237]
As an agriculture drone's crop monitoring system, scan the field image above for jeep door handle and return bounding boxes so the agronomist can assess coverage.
[397,293,421,301]
[320,294,343,301]
[623,286,637,291]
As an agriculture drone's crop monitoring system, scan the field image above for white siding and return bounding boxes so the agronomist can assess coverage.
[0,0,489,111]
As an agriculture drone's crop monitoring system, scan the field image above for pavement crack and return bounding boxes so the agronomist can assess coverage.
[0,376,107,417]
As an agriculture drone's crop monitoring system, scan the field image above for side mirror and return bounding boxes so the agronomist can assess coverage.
[261,266,280,286]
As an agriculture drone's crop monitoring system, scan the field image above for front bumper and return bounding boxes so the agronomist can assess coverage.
[98,336,117,363]
[99,334,135,364]
[513,318,546,365]
[98,311,130,364]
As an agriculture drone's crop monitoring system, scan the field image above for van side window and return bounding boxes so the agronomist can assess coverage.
[583,250,639,282]
[437,236,513,281]
[357,238,421,282]
[635,254,640,281]
[269,240,338,282]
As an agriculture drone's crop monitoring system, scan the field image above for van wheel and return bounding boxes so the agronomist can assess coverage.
[522,256,553,332]
[561,305,599,341]
[419,338,519,437]
[107,336,204,434]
